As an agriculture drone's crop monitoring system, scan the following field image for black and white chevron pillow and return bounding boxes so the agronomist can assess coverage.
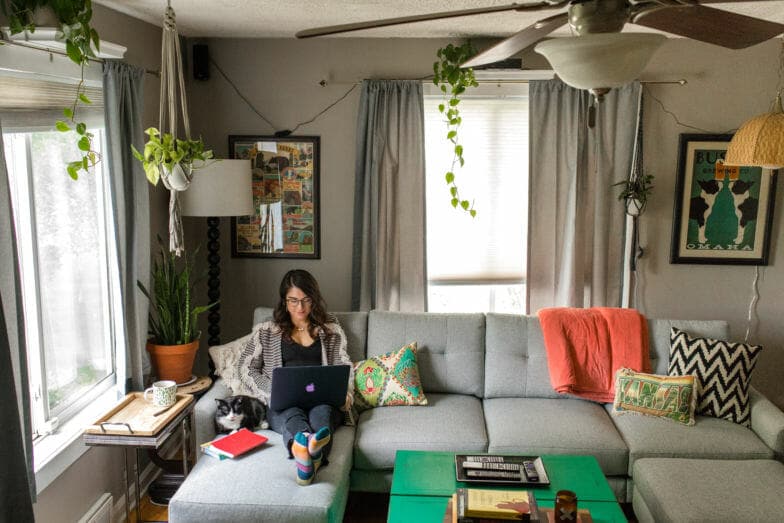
[668,327,762,427]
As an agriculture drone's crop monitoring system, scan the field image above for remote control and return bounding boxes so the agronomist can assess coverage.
[466,469,522,480]
[523,461,540,482]
[465,455,504,463]
[462,461,521,471]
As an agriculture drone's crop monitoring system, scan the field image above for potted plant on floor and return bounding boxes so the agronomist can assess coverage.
[131,127,214,189]
[138,241,216,384]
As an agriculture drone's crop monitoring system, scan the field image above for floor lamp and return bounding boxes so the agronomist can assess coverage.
[181,159,254,370]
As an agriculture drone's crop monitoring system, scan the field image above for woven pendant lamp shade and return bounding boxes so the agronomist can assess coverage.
[725,93,784,169]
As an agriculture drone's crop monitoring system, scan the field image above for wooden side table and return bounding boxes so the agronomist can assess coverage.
[83,393,195,523]
[146,376,213,505]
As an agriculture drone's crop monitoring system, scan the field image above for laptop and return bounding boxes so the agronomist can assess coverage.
[269,364,350,411]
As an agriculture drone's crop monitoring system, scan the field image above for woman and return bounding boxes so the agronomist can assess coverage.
[237,269,353,485]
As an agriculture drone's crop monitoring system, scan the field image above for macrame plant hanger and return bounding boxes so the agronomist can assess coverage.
[159,1,192,255]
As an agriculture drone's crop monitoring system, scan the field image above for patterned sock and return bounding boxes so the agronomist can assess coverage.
[308,426,331,473]
[292,431,313,485]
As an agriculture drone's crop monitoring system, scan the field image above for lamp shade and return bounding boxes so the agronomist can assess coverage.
[180,159,255,217]
[725,94,784,169]
[534,33,666,91]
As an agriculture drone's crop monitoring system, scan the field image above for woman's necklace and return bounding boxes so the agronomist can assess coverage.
[295,324,310,332]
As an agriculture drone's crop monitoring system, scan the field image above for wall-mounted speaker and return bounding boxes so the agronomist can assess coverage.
[193,44,209,80]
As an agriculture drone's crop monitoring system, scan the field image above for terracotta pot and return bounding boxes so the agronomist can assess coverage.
[146,339,199,384]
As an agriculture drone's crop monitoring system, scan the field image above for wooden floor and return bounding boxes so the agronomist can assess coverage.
[134,491,635,522]
[132,491,390,522]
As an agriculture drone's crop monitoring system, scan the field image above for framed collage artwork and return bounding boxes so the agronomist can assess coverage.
[670,134,777,265]
[229,135,320,258]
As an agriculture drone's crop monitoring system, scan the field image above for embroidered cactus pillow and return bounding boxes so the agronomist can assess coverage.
[353,342,428,411]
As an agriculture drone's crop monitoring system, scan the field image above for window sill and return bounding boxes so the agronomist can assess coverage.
[33,387,122,494]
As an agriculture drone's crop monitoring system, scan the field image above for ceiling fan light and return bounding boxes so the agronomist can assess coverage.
[725,93,784,170]
[534,33,666,91]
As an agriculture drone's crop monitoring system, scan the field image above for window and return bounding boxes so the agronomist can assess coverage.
[2,70,124,463]
[424,82,529,313]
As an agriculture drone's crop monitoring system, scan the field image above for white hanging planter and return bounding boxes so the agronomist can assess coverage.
[161,162,193,191]
[625,197,645,217]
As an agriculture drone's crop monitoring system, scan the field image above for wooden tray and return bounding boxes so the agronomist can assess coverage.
[84,392,194,437]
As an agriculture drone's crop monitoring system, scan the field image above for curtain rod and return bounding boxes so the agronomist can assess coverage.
[319,77,688,86]
[0,37,161,77]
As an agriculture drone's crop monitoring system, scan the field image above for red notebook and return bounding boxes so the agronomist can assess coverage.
[210,428,268,458]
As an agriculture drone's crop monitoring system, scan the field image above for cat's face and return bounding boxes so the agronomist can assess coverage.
[215,397,246,430]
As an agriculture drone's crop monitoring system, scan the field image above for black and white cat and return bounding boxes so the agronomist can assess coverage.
[214,395,268,433]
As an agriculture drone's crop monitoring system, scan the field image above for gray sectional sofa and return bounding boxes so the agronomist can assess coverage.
[169,309,784,522]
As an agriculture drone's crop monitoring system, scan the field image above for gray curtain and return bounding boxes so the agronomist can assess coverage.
[528,79,641,312]
[0,119,36,516]
[103,61,150,391]
[351,80,427,312]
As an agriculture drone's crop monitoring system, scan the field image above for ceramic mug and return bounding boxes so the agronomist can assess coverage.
[144,380,177,407]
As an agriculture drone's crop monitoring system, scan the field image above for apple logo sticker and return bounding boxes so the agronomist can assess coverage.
[306,382,315,393]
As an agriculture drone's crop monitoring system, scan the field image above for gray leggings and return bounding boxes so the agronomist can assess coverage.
[267,404,342,461]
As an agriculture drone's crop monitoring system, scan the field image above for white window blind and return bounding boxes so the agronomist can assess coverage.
[424,85,529,285]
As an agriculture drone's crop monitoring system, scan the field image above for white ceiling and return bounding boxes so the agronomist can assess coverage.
[94,0,784,39]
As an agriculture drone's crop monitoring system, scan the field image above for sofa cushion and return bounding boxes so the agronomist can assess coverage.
[484,314,560,399]
[646,319,729,375]
[352,393,487,471]
[632,458,784,523]
[169,426,354,523]
[608,403,774,475]
[484,397,629,476]
[367,311,485,396]
[669,327,762,427]
[611,368,697,426]
[353,342,428,411]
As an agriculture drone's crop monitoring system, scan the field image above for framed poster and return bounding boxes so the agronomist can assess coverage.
[670,134,777,265]
[229,135,320,258]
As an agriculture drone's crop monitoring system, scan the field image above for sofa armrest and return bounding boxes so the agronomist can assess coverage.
[193,378,230,449]
[749,386,784,457]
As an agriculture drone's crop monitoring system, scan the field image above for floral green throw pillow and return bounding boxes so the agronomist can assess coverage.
[353,342,428,411]
[612,367,697,425]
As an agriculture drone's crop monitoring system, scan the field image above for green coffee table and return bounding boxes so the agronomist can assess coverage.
[388,451,627,522]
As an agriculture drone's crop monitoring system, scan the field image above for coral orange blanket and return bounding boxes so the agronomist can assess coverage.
[538,307,650,403]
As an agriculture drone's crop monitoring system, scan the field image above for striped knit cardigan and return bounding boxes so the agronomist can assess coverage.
[236,316,355,412]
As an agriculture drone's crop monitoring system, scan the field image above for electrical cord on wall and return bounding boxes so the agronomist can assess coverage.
[744,266,761,342]
[208,56,358,136]
[643,85,736,135]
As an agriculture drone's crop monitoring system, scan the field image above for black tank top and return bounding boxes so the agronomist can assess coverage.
[282,337,322,367]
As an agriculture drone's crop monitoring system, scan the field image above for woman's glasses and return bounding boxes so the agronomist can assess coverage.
[286,297,313,307]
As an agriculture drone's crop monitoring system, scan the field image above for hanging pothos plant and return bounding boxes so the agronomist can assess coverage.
[613,173,654,216]
[433,41,479,217]
[2,0,101,179]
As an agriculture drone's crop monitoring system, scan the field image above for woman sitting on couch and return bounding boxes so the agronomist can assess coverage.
[237,269,354,485]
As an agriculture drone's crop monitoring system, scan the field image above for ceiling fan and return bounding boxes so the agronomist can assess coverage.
[296,0,784,77]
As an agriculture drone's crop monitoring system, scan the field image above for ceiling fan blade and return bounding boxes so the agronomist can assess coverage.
[296,2,557,38]
[461,12,569,68]
[633,5,784,49]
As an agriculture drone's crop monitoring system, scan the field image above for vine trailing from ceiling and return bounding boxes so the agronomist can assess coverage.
[2,0,101,179]
[433,41,479,217]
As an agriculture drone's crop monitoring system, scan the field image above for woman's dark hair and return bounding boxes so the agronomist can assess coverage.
[273,269,329,335]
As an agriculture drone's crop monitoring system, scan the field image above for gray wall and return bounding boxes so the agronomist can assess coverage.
[187,37,784,411]
[185,37,456,373]
[32,5,163,523]
[639,38,784,408]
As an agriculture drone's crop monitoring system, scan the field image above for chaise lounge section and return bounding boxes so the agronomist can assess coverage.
[169,309,784,522]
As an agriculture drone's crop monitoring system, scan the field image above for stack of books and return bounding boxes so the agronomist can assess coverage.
[201,428,268,460]
[443,487,540,523]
